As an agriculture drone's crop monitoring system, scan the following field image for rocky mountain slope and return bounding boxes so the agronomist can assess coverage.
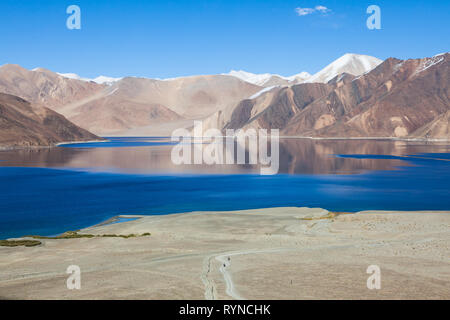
[205,53,449,140]
[0,93,102,148]
[66,75,261,135]
[283,53,449,138]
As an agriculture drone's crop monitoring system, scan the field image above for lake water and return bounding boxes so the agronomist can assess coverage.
[0,137,449,239]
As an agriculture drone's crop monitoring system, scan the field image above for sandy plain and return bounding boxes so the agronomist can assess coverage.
[0,207,449,299]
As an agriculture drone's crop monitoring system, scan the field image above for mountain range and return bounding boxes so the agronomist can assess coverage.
[0,52,448,146]
[203,53,449,140]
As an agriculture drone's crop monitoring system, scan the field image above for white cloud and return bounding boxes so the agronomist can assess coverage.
[295,5,331,16]
[296,7,315,16]
[315,5,330,13]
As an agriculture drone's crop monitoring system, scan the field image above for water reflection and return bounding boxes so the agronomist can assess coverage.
[0,137,449,175]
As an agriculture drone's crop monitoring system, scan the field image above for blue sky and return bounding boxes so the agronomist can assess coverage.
[0,0,448,78]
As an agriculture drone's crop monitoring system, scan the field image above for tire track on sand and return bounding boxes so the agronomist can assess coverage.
[202,248,295,300]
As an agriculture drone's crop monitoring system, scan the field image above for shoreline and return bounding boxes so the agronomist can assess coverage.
[278,136,450,142]
[1,136,448,151]
[91,215,142,228]
[4,208,450,241]
[0,139,108,151]
[188,135,450,142]
[54,138,109,146]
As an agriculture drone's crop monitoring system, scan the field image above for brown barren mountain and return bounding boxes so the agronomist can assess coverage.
[0,64,106,109]
[0,93,101,148]
[0,65,262,136]
[207,53,449,140]
[62,75,261,135]
[202,82,335,134]
[283,53,450,139]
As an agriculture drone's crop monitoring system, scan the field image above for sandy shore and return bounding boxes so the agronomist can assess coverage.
[54,139,108,146]
[0,207,449,300]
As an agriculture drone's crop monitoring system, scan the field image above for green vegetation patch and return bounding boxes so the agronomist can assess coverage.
[0,240,42,247]
[27,231,94,239]
[1,232,151,247]
[26,231,151,240]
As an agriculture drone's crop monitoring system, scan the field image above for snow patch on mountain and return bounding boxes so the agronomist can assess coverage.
[227,70,275,86]
[285,72,312,81]
[90,75,123,85]
[226,70,311,86]
[415,56,445,75]
[56,72,83,80]
[249,86,280,99]
[56,72,122,85]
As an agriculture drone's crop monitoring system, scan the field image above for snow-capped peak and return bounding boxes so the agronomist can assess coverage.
[305,53,383,84]
[227,70,276,86]
[285,71,312,81]
[226,70,311,86]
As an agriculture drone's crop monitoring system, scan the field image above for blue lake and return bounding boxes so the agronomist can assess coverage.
[0,137,449,239]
